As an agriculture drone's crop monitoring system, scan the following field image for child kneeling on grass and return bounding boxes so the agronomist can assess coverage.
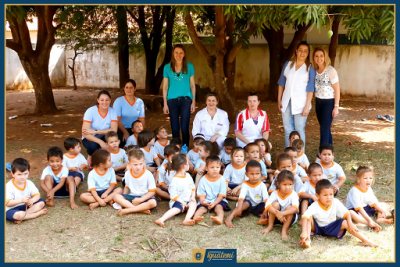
[6,158,47,224]
[224,160,269,228]
[80,149,123,210]
[155,154,197,227]
[300,179,379,248]
[113,148,158,216]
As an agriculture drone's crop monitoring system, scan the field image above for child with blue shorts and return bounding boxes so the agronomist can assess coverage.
[155,154,197,227]
[298,163,323,221]
[105,131,128,180]
[300,179,379,248]
[113,148,158,216]
[63,137,88,210]
[155,145,180,200]
[223,147,247,201]
[80,149,123,210]
[6,158,47,224]
[138,130,161,174]
[40,146,71,207]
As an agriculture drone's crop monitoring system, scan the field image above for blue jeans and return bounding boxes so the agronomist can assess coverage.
[315,98,334,146]
[167,96,192,147]
[282,100,308,147]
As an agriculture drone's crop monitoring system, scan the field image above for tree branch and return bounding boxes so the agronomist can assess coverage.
[6,39,23,54]
[126,8,139,24]
[226,22,258,64]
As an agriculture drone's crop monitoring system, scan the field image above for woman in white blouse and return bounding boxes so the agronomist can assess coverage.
[277,41,316,147]
[312,47,340,146]
[192,92,229,149]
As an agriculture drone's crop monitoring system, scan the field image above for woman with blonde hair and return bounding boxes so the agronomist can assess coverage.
[312,47,340,146]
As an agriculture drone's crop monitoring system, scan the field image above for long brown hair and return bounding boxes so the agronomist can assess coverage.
[290,41,311,71]
[312,47,331,71]
[170,44,188,74]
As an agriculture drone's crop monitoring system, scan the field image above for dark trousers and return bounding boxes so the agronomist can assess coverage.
[117,128,133,148]
[82,136,106,156]
[167,96,192,147]
[315,98,334,146]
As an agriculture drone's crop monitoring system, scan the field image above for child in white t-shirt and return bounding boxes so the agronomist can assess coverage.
[125,120,143,148]
[156,145,180,200]
[223,147,247,201]
[285,147,308,182]
[318,144,346,196]
[219,137,236,167]
[138,130,161,173]
[187,135,205,166]
[153,126,170,161]
[105,131,128,181]
[292,139,309,171]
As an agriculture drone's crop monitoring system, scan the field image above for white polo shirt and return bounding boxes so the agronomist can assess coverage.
[302,199,350,227]
[87,168,117,192]
[6,179,40,211]
[346,186,379,211]
[62,153,88,179]
[238,181,269,207]
[168,173,196,208]
[124,169,157,196]
[192,107,230,139]
[265,189,299,212]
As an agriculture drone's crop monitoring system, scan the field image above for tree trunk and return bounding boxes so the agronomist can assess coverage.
[116,6,129,89]
[223,60,237,122]
[329,18,340,67]
[145,55,157,94]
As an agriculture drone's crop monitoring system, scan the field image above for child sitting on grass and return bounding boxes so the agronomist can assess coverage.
[245,142,268,184]
[284,147,308,182]
[194,141,220,187]
[194,156,231,225]
[125,120,143,148]
[63,137,88,210]
[269,153,303,194]
[113,149,158,216]
[255,138,274,183]
[40,146,70,207]
[138,130,161,173]
[223,147,246,201]
[6,158,47,224]
[154,154,197,227]
[219,137,236,167]
[292,139,309,171]
[155,145,180,200]
[153,126,170,161]
[224,160,269,228]
[262,170,299,240]
[346,166,393,230]
[105,131,128,181]
[187,134,205,166]
[300,179,379,248]
[80,149,123,210]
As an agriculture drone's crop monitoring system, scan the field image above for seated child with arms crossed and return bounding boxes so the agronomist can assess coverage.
[225,160,269,228]
[40,146,71,207]
[262,170,300,240]
[155,154,197,227]
[255,138,274,183]
[223,147,247,201]
[284,147,308,182]
[153,126,170,162]
[245,143,268,184]
[298,163,323,224]
[187,134,205,166]
[155,145,180,200]
[292,139,309,171]
[300,179,379,248]
[138,130,161,173]
[269,154,303,194]
[80,149,123,210]
[125,120,144,148]
[63,137,88,210]
[194,156,231,225]
[219,137,236,167]
[113,149,158,216]
[6,158,47,224]
[105,131,128,181]
[346,166,393,231]
[318,144,346,196]
[194,141,220,187]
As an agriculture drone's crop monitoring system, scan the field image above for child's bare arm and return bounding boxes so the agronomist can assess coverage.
[48,178,67,197]
[90,190,105,206]
[235,199,245,217]
[281,206,298,216]
[263,155,272,167]
[67,166,78,172]
[102,184,116,198]
[132,191,156,205]
[113,162,127,172]
[198,196,209,206]
[7,196,30,207]
[155,158,161,167]
[334,179,345,189]
[209,195,224,209]
[26,194,40,207]
[299,192,318,202]
[123,187,129,195]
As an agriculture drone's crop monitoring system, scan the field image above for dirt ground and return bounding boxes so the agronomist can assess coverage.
[5,88,395,262]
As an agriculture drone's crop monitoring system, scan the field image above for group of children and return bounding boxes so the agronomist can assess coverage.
[6,123,394,248]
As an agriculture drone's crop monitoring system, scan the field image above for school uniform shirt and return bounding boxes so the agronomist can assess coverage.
[298,180,317,198]
[113,96,145,129]
[157,163,176,187]
[82,106,118,140]
[317,161,346,185]
[87,168,117,192]
[277,61,316,115]
[153,139,170,159]
[265,189,299,213]
[6,179,40,211]
[223,163,247,184]
[192,107,230,139]
[238,181,269,207]
[187,149,200,166]
[346,186,379,211]
[168,173,196,208]
[140,147,159,166]
[109,148,128,168]
[262,153,272,166]
[62,153,88,179]
[234,108,271,147]
[269,171,303,194]
[124,169,157,196]
[219,149,231,165]
[257,159,268,179]
[40,165,69,184]
[297,152,310,167]
[194,157,207,169]
[125,134,138,146]
[197,174,228,204]
[302,199,350,227]
[292,164,308,179]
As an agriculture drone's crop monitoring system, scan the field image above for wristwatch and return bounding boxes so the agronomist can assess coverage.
[334,104,339,108]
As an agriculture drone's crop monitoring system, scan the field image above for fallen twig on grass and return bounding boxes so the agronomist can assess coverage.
[140,234,185,260]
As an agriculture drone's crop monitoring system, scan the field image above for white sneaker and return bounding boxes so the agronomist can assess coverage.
[112,203,122,210]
